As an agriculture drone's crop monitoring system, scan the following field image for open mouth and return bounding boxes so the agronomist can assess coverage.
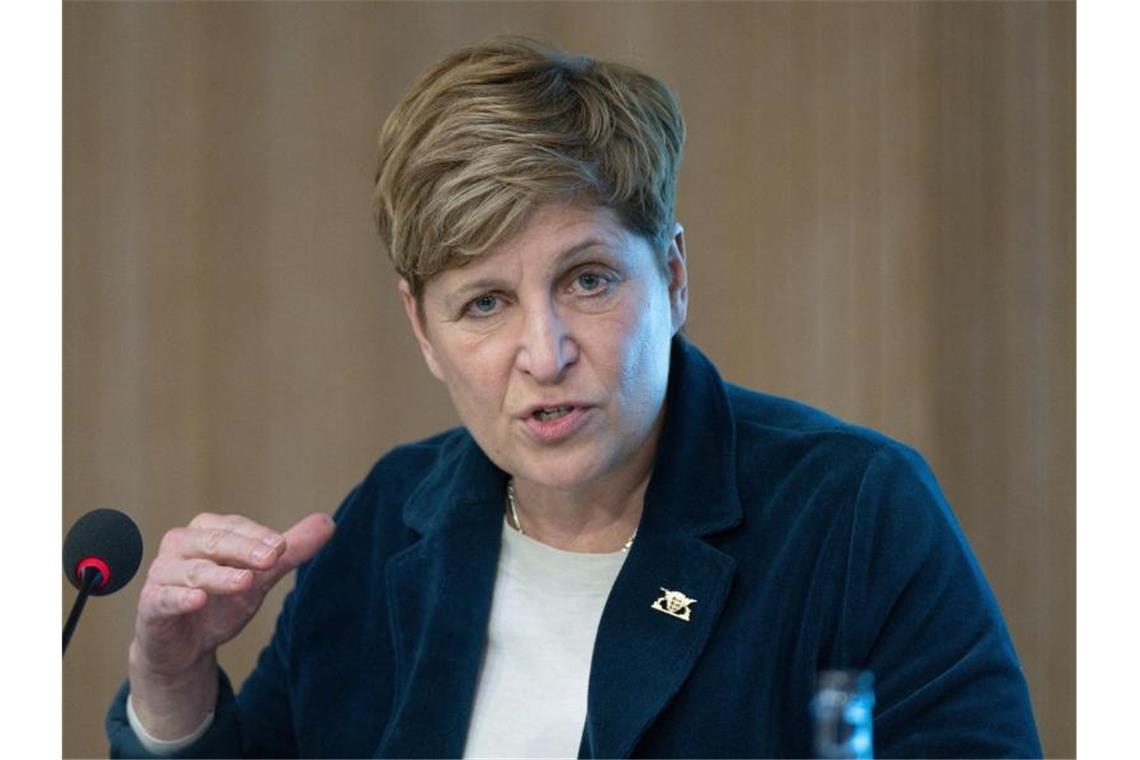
[533,406,574,422]
[522,404,591,442]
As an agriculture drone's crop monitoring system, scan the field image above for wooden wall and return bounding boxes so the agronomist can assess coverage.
[63,2,1074,756]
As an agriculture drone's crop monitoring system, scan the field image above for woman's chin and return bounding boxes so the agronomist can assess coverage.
[509,456,611,494]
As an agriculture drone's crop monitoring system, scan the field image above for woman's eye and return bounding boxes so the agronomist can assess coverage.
[572,271,614,294]
[465,294,502,317]
[577,273,603,291]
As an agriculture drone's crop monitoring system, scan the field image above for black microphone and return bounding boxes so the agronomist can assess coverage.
[63,508,143,655]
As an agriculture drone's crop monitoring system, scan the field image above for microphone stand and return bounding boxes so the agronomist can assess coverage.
[63,566,102,655]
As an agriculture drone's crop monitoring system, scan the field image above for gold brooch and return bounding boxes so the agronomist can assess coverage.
[651,588,697,622]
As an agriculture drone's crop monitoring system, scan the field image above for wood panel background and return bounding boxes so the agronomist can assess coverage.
[63,2,1074,757]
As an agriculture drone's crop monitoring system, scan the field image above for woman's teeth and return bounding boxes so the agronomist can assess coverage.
[534,406,573,421]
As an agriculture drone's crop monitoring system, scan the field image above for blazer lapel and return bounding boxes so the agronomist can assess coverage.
[581,535,736,758]
[376,517,501,758]
[375,436,508,758]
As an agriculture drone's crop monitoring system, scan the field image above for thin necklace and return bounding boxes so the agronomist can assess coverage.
[506,478,637,552]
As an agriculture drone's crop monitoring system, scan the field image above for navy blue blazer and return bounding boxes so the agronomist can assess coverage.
[108,338,1041,758]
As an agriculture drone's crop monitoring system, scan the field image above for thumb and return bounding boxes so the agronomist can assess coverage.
[261,512,336,586]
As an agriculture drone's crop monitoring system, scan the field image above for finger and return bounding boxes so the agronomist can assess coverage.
[137,584,208,625]
[146,557,255,595]
[258,513,336,587]
[159,526,286,570]
[188,513,286,548]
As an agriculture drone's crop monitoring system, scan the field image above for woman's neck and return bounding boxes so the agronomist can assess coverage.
[508,476,647,553]
[508,420,660,553]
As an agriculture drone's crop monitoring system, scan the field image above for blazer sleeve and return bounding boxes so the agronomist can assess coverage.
[840,444,1043,759]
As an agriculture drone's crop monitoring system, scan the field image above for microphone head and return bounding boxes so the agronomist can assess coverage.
[63,508,143,596]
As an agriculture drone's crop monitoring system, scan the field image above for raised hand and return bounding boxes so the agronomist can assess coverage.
[127,512,336,739]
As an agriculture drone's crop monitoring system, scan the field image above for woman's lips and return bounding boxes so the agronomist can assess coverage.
[521,405,593,443]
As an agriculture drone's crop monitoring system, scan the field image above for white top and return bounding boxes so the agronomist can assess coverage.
[130,519,628,757]
[463,521,629,758]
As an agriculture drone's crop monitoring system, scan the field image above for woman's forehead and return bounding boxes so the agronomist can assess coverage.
[494,203,630,256]
[432,204,643,290]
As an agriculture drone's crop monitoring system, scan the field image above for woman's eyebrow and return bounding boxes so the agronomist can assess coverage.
[557,238,611,266]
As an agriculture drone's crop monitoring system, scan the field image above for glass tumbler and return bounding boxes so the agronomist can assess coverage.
[811,669,875,759]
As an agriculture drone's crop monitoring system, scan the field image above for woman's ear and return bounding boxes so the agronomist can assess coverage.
[666,223,689,334]
[398,279,445,382]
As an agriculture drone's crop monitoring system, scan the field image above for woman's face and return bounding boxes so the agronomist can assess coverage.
[400,202,687,494]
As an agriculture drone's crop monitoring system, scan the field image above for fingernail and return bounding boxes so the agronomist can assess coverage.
[263,534,284,548]
[252,544,273,562]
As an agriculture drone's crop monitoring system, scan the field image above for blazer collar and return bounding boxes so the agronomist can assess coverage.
[400,429,507,537]
[640,336,742,537]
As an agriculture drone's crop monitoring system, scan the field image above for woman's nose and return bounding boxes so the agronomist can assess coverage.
[516,301,579,383]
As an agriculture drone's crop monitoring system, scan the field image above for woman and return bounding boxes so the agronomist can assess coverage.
[108,39,1040,758]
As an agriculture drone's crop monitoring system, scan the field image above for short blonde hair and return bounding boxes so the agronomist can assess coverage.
[372,37,685,300]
